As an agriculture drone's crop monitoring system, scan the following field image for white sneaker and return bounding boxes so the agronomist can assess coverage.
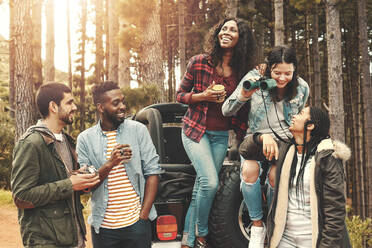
[248,225,266,248]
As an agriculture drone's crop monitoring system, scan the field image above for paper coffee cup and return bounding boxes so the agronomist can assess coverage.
[212,84,225,102]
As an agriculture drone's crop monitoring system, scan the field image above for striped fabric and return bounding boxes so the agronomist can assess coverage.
[101,130,141,229]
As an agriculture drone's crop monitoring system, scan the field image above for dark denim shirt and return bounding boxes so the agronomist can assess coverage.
[76,119,162,233]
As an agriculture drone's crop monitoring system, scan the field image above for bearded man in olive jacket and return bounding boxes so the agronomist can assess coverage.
[11,83,100,248]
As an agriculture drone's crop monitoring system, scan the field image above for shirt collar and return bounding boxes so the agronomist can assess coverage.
[96,119,125,135]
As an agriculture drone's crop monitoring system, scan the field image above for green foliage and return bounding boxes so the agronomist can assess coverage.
[0,189,13,206]
[0,36,9,85]
[0,86,14,190]
[346,214,372,248]
[119,25,141,51]
[122,84,161,115]
[70,74,97,138]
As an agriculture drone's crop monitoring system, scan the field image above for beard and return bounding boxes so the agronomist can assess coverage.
[103,110,125,127]
[60,114,73,125]
[58,109,74,125]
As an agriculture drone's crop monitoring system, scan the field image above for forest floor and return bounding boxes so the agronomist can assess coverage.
[0,205,93,248]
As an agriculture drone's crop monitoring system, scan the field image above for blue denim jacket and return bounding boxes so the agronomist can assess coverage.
[222,69,309,134]
[76,119,162,233]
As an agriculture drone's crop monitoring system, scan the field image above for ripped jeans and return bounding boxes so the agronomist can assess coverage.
[241,158,274,221]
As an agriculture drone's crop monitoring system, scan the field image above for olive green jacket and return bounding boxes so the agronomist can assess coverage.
[11,124,86,247]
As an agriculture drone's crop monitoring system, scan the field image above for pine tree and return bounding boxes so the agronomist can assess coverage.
[325,0,345,142]
[45,0,55,81]
[14,0,38,141]
[32,0,42,90]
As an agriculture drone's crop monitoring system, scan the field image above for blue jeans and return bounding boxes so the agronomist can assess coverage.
[91,219,151,248]
[241,159,274,221]
[181,130,229,247]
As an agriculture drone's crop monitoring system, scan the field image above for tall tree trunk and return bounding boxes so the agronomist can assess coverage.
[14,0,38,141]
[118,20,131,87]
[9,0,15,118]
[95,0,104,83]
[225,0,238,18]
[274,0,284,46]
[45,0,55,82]
[140,0,165,101]
[79,0,87,131]
[104,0,109,80]
[167,41,173,102]
[32,0,42,90]
[108,0,119,82]
[312,3,322,108]
[67,0,72,90]
[325,0,344,142]
[358,0,372,218]
[178,0,186,78]
[304,9,312,90]
[66,0,72,133]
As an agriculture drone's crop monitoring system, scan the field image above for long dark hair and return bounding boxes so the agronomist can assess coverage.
[289,107,331,197]
[264,46,299,102]
[204,18,257,80]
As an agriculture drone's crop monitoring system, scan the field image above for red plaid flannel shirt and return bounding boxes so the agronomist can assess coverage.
[176,54,249,142]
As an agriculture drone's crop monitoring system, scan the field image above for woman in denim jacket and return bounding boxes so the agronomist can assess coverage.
[222,46,309,248]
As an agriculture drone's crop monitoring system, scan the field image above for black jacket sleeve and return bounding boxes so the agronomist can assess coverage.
[318,155,347,248]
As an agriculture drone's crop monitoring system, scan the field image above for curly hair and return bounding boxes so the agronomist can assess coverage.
[204,18,257,80]
[92,81,120,105]
[264,46,299,102]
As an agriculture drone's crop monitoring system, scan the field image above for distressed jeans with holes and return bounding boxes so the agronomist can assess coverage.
[240,158,274,221]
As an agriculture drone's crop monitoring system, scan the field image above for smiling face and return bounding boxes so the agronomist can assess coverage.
[99,89,126,128]
[289,106,311,134]
[270,62,295,89]
[57,92,77,125]
[218,20,239,49]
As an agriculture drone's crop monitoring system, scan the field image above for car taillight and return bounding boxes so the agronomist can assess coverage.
[156,215,177,241]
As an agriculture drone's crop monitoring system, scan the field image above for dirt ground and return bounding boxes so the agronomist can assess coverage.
[0,205,92,248]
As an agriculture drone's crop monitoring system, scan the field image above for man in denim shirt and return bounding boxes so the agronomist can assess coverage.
[76,81,162,248]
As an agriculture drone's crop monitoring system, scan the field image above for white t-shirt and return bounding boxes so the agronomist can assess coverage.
[284,152,312,235]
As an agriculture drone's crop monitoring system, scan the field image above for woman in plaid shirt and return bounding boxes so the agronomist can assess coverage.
[176,18,257,248]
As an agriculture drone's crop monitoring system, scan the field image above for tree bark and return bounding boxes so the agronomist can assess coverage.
[167,38,173,102]
[325,0,345,142]
[79,0,87,131]
[225,0,238,18]
[178,0,186,78]
[104,0,109,81]
[274,0,284,46]
[32,0,42,90]
[95,0,104,83]
[45,0,55,82]
[67,0,72,90]
[108,0,119,82]
[9,0,15,118]
[14,0,38,141]
[312,3,322,108]
[118,19,131,88]
[358,0,372,218]
[140,0,165,101]
[304,10,312,92]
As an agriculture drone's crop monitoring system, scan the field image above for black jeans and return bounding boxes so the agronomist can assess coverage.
[91,219,152,248]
